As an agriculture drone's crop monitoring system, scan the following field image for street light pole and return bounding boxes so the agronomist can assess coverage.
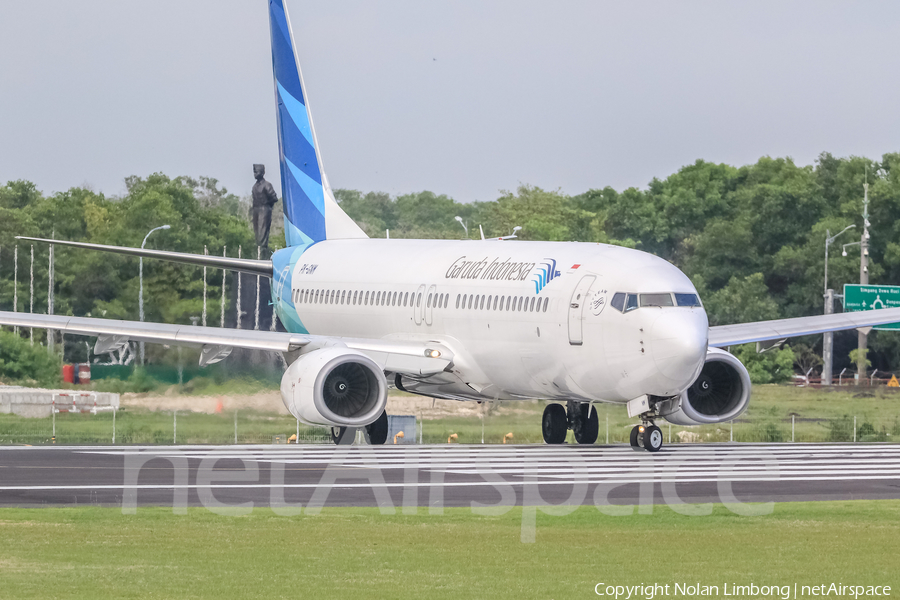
[139,224,171,365]
[857,183,871,385]
[454,216,468,238]
[823,224,855,386]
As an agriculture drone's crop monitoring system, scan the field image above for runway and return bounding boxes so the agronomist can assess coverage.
[1,443,899,509]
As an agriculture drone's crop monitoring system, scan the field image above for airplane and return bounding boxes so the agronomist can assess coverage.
[3,0,900,451]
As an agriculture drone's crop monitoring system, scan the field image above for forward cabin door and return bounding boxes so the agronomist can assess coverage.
[413,284,426,325]
[424,285,437,326]
[568,275,596,345]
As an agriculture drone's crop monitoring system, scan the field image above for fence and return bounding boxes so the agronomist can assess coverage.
[799,374,900,387]
[1,409,897,445]
[0,409,331,445]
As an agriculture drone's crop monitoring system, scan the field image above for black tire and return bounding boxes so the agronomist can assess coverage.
[331,426,351,445]
[629,425,641,449]
[365,410,389,445]
[573,404,599,445]
[542,403,567,444]
[643,425,663,452]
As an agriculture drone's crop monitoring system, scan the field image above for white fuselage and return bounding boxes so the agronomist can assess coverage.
[273,239,708,405]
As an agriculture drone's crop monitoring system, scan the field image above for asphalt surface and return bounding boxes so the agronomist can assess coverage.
[1,443,899,509]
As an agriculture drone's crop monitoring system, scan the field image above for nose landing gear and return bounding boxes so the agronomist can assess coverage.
[630,422,663,452]
[541,401,599,445]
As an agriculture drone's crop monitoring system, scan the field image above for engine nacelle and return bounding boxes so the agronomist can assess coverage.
[280,347,387,427]
[657,347,751,426]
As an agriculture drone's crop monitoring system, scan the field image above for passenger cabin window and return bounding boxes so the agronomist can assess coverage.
[640,293,674,307]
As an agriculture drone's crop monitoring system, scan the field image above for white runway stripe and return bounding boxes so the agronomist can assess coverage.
[0,473,899,492]
[0,443,897,493]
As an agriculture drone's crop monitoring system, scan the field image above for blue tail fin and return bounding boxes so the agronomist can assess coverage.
[267,0,366,248]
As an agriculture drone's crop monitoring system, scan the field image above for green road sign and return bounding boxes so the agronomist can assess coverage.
[843,284,900,331]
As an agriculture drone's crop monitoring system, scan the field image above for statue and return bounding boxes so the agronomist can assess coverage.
[250,164,279,249]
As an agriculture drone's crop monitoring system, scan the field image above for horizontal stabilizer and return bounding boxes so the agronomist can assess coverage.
[17,237,272,278]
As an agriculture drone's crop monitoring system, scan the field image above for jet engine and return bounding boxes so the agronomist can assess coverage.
[280,347,387,427]
[657,347,751,426]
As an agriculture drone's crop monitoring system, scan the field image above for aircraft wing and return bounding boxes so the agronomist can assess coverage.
[708,307,900,348]
[0,312,452,376]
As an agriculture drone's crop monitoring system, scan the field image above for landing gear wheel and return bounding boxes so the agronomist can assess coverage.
[573,404,599,445]
[542,403,567,444]
[365,410,389,445]
[629,425,641,449]
[331,426,351,445]
[643,425,663,452]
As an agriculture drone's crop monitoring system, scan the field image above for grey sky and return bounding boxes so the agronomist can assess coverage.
[2,1,899,203]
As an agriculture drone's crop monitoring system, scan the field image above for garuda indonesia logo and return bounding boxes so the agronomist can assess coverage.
[532,259,561,294]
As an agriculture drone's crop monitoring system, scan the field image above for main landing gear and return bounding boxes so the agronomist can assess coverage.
[542,401,599,445]
[630,422,663,452]
[330,410,389,445]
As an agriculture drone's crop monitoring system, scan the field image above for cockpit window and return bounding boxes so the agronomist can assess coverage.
[613,291,701,312]
[640,293,674,307]
[624,294,639,312]
[675,293,702,307]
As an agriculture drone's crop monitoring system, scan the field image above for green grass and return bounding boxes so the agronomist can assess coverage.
[0,501,897,599]
[3,384,900,445]
[0,410,329,445]
[89,373,282,396]
[435,385,900,445]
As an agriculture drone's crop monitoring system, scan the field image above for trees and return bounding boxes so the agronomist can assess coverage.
[3,149,900,376]
[0,175,255,356]
[0,330,60,386]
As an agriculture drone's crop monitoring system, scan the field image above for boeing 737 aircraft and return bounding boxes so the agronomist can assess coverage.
[3,0,899,451]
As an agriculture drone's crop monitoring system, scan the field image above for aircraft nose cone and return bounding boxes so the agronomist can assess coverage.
[649,310,708,385]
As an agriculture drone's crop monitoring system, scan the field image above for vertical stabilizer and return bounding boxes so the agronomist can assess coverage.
[267,0,367,248]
